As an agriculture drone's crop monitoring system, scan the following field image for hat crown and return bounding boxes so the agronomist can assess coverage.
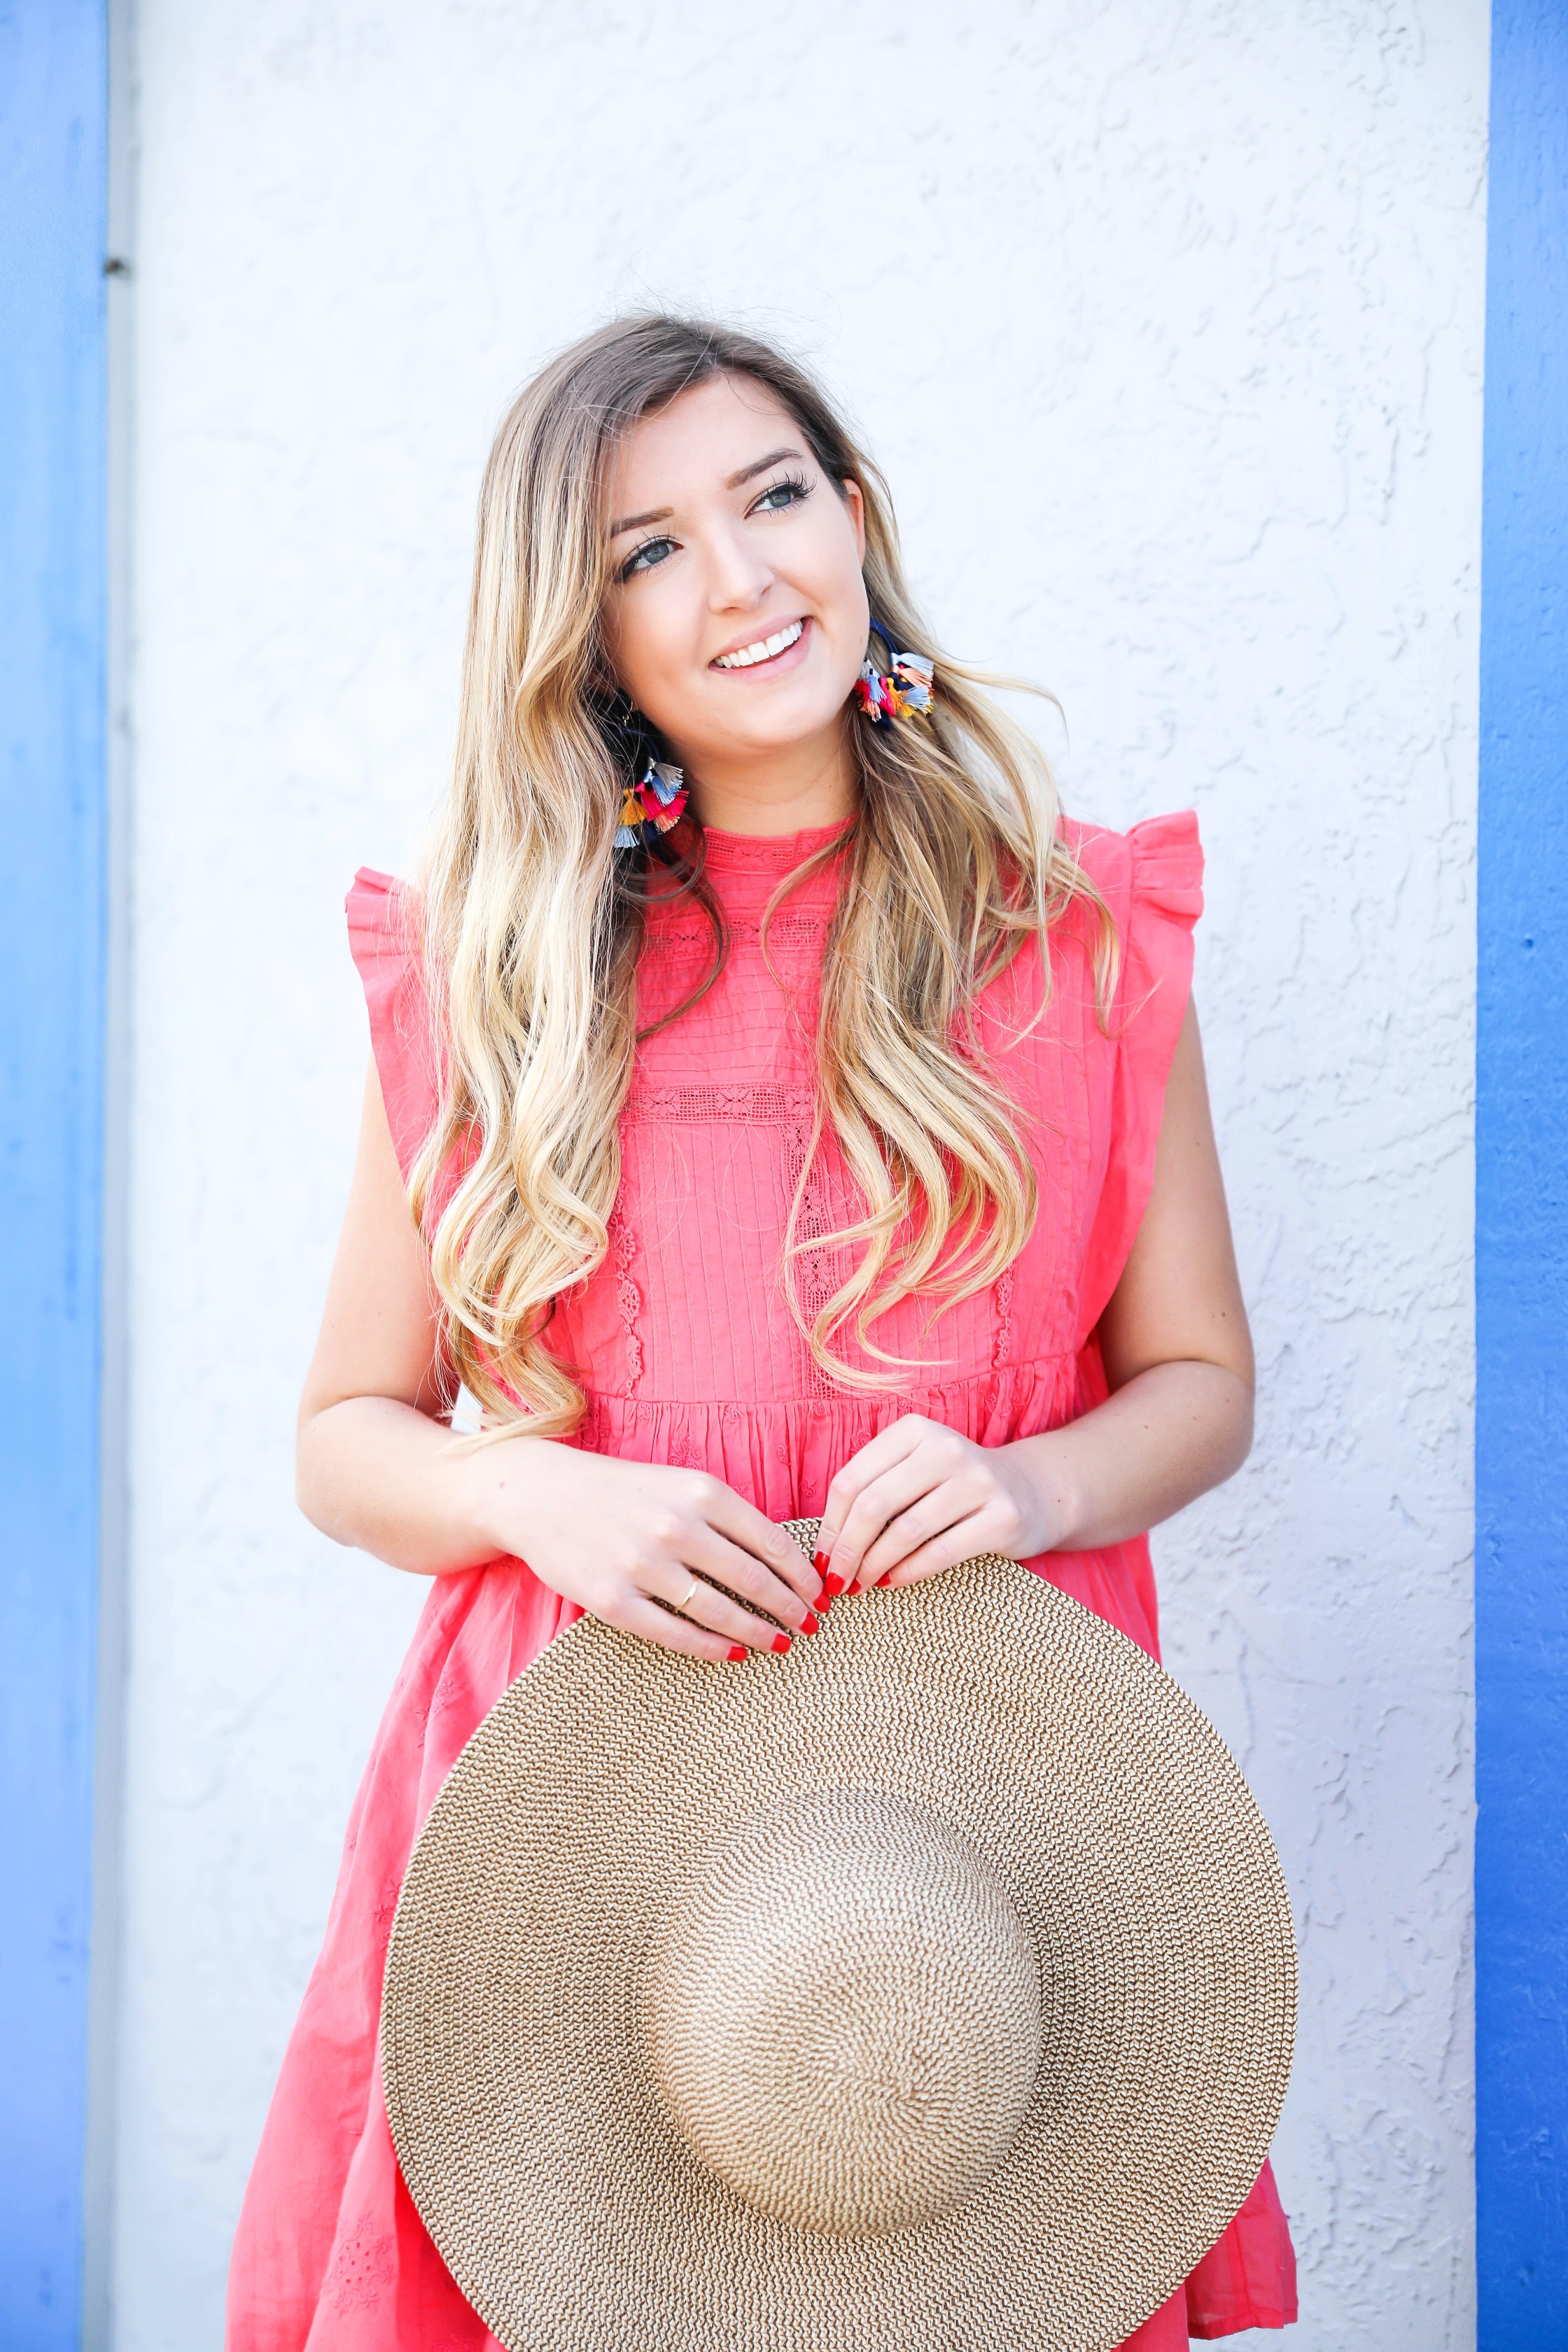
[643,1787,1042,2236]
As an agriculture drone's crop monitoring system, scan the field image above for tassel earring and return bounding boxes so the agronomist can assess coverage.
[615,758,688,848]
[853,625,935,726]
[594,689,690,848]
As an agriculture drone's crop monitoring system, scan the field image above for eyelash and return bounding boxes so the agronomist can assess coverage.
[616,471,813,582]
[755,470,811,514]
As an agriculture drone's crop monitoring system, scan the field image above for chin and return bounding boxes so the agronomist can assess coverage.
[710,686,853,757]
[730,718,844,764]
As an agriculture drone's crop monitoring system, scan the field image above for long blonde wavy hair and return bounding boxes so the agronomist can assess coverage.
[411,314,1114,1434]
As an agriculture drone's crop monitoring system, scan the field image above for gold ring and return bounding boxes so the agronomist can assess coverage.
[676,1575,702,1615]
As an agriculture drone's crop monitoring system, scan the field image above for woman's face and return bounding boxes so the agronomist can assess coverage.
[598,373,869,788]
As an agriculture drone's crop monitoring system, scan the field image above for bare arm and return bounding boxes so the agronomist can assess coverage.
[295,1063,820,1653]
[295,1063,470,1567]
[818,1000,1254,1590]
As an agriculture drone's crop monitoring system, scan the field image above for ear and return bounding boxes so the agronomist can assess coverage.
[841,477,867,566]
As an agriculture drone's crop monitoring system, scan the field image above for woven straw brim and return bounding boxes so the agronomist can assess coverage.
[382,1526,1295,2352]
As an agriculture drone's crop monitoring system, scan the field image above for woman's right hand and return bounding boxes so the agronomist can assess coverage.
[468,1439,825,1661]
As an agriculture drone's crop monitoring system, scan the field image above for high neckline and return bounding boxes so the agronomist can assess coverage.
[696,817,856,872]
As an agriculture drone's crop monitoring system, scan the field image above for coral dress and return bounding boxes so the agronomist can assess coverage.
[227,812,1297,2349]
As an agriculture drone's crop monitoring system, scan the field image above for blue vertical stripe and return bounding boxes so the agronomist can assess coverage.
[1477,0,1568,2339]
[0,1,108,2341]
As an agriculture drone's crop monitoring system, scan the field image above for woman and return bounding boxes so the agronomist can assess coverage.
[227,314,1297,2346]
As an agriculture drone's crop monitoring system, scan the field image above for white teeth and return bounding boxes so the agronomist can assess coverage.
[715,619,804,670]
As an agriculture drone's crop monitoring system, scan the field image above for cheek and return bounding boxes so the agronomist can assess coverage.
[804,521,871,678]
[802,511,870,649]
[603,590,682,708]
[803,500,861,589]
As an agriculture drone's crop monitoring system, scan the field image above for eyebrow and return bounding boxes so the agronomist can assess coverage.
[607,446,808,539]
[608,503,673,538]
[726,444,807,489]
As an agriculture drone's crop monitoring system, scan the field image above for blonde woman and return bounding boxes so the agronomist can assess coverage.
[227,316,1296,2347]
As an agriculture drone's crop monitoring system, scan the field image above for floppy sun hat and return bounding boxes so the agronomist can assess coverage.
[382,1522,1296,2352]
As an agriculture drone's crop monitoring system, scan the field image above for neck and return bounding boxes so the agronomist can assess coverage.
[678,715,858,836]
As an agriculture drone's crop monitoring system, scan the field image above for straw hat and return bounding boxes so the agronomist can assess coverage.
[382,1521,1295,2352]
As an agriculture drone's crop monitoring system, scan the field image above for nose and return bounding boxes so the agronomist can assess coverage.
[706,518,775,615]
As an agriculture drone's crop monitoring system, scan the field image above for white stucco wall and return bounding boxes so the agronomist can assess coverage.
[114,2,1486,2344]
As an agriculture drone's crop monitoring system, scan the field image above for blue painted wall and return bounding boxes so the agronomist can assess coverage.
[0,1,108,2342]
[1477,0,1568,2340]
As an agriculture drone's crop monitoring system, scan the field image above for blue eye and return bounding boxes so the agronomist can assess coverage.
[620,536,676,580]
[754,475,809,514]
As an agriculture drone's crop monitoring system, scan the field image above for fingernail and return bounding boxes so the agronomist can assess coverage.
[820,1572,846,1598]
[876,1572,893,1588]
[816,1592,833,1614]
[727,1644,748,1662]
[813,1548,832,1576]
[770,1632,792,1654]
[800,1612,820,1636]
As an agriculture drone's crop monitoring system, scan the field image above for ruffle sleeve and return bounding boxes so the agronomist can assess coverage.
[1074,811,1204,1342]
[345,867,439,1187]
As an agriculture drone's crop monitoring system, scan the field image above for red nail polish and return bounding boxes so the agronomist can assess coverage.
[800,1612,820,1636]
[771,1632,792,1654]
[816,1592,833,1613]
[821,1572,846,1598]
[876,1572,892,1588]
[727,1644,748,1662]
[813,1548,832,1576]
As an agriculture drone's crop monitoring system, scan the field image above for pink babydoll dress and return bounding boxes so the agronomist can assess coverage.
[227,811,1297,2349]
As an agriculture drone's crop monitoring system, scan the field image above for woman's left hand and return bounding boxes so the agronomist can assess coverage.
[814,1415,1065,1598]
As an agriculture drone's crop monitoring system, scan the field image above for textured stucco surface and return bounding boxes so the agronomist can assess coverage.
[115,3,1486,2344]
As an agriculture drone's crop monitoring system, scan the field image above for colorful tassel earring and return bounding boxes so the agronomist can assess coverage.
[615,757,688,848]
[594,689,690,848]
[853,626,936,726]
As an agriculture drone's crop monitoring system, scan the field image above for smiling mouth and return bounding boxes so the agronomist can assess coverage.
[711,617,806,671]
